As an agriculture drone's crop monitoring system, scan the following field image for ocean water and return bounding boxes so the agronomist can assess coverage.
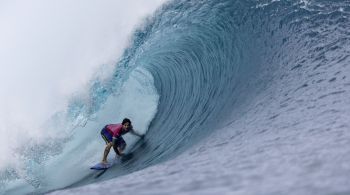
[2,0,350,194]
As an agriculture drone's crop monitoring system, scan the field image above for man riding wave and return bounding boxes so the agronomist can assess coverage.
[100,118,143,164]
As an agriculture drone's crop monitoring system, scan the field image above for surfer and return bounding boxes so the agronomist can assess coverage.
[100,118,143,164]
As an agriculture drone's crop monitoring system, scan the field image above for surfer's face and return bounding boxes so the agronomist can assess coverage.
[122,122,130,130]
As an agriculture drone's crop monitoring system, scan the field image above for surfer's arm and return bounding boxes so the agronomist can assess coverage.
[130,129,143,138]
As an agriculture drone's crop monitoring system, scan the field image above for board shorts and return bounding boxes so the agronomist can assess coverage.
[100,126,126,152]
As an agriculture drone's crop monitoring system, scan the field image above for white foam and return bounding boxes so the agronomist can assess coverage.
[2,67,159,193]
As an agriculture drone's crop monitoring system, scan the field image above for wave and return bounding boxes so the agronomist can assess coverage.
[2,0,350,194]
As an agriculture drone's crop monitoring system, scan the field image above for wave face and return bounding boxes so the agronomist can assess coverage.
[128,0,350,172]
[3,0,350,194]
[66,0,350,193]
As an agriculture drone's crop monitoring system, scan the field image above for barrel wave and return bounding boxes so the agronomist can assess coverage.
[3,0,350,194]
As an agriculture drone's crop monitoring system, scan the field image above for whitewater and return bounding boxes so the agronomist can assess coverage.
[1,0,350,194]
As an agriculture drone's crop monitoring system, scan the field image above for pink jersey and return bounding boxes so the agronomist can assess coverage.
[105,124,124,138]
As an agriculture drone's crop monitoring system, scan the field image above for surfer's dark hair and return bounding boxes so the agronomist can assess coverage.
[122,118,131,125]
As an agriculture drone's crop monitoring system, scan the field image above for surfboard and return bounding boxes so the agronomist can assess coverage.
[90,162,113,170]
[90,152,135,170]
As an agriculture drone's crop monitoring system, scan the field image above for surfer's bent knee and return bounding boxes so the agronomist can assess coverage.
[105,142,113,149]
